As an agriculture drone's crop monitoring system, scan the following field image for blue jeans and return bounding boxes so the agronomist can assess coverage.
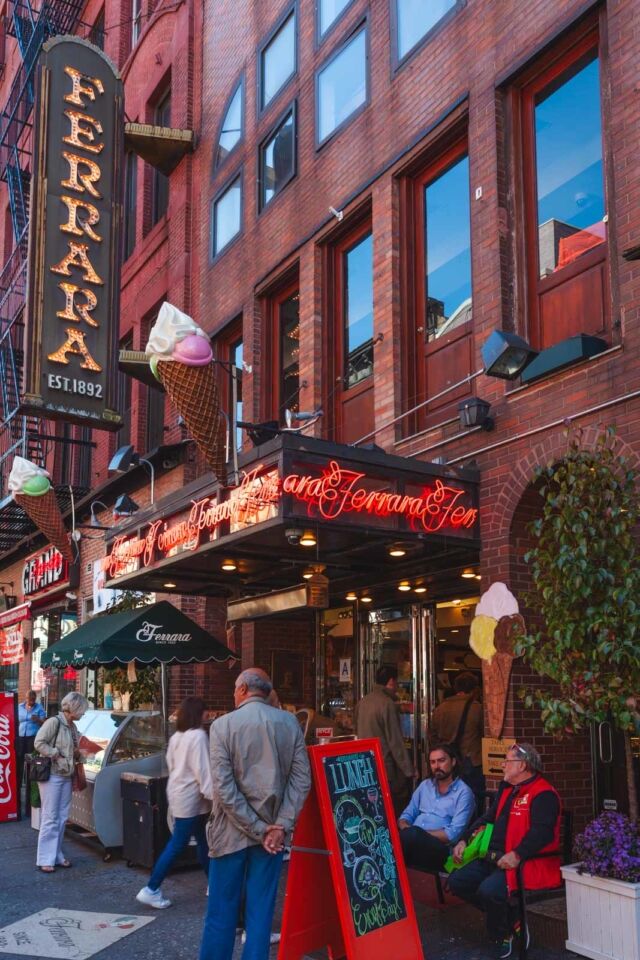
[148,813,209,890]
[447,858,512,938]
[199,845,283,960]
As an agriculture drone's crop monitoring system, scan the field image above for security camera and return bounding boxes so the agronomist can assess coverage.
[285,528,303,546]
[65,592,77,601]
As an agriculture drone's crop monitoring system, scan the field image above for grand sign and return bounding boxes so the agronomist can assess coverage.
[22,37,124,430]
[22,545,70,599]
[104,459,479,581]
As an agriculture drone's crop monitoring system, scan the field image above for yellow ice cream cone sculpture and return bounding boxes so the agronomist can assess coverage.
[469,584,524,738]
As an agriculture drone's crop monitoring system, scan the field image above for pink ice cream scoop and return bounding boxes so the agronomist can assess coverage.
[172,333,213,366]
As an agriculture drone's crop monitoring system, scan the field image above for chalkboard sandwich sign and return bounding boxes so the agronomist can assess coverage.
[279,738,423,960]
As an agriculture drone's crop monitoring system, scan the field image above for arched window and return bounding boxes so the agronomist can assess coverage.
[215,79,244,170]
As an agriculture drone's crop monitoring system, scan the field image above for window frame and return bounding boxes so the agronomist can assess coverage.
[518,25,609,352]
[315,0,357,46]
[212,315,244,453]
[151,88,171,227]
[258,4,298,116]
[214,75,245,173]
[263,276,300,423]
[210,169,244,262]
[390,0,465,72]
[315,19,370,149]
[123,150,137,261]
[131,0,142,48]
[258,100,297,213]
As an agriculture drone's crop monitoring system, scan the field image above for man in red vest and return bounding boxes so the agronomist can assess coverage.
[448,742,561,959]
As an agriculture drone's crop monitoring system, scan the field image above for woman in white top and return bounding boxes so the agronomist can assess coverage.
[136,696,213,909]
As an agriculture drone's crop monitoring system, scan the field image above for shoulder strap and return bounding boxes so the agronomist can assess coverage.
[452,695,474,749]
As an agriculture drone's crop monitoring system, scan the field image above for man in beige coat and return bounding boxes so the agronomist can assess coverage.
[355,665,413,814]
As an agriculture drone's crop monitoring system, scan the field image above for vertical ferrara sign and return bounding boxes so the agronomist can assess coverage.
[22,37,124,430]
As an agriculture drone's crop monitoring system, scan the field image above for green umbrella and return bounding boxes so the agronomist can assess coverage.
[41,600,234,668]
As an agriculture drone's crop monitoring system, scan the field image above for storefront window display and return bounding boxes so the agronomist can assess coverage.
[433,597,481,703]
[320,607,356,732]
[32,611,78,711]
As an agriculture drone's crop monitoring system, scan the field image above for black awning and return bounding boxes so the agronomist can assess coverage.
[40,600,235,668]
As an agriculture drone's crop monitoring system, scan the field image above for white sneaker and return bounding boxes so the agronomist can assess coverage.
[136,886,172,909]
[239,932,281,945]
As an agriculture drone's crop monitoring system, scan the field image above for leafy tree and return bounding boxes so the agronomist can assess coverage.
[517,426,640,819]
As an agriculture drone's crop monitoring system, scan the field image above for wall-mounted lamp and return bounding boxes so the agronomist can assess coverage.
[113,494,140,519]
[89,500,110,528]
[237,420,280,447]
[482,330,538,380]
[459,397,494,431]
[108,445,155,503]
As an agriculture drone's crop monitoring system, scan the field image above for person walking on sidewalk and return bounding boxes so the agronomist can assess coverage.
[199,668,311,960]
[17,690,45,815]
[137,696,213,910]
[33,692,89,873]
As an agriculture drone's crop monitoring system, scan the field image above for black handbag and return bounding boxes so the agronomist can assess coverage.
[28,719,61,783]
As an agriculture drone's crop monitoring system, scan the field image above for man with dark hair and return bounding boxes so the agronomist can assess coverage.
[431,670,485,809]
[17,690,45,815]
[398,744,475,871]
[354,665,413,814]
[448,742,561,959]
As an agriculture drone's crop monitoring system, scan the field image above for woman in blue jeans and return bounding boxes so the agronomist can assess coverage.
[137,696,213,909]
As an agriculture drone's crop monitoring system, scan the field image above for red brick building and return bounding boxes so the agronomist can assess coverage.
[1,0,639,827]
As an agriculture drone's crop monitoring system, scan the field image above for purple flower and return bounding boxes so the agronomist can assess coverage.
[575,812,640,883]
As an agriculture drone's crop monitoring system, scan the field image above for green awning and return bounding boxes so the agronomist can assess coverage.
[40,601,235,668]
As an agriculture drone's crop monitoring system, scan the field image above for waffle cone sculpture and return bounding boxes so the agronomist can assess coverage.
[157,360,227,484]
[483,654,514,739]
[470,586,524,739]
[13,490,73,563]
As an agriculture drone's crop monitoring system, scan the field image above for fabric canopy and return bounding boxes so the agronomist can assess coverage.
[40,601,235,668]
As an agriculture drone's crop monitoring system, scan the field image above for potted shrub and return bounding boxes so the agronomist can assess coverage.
[562,812,640,960]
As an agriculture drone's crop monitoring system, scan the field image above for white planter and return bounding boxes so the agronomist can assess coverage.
[30,806,40,831]
[562,863,640,960]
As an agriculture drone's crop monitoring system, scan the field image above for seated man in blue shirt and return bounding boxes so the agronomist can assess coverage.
[398,742,475,871]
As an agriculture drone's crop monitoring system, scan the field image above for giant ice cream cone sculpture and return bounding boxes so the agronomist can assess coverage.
[9,456,73,562]
[146,302,227,484]
[470,583,524,738]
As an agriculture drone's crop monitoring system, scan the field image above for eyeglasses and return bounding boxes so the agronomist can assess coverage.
[502,743,528,764]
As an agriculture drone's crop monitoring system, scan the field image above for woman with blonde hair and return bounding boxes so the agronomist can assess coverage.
[34,691,89,873]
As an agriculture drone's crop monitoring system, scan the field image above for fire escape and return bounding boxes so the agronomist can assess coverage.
[0,0,90,553]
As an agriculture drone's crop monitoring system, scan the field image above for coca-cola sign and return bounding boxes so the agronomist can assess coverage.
[0,693,18,822]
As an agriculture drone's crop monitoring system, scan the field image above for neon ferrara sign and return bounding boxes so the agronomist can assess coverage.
[104,460,478,579]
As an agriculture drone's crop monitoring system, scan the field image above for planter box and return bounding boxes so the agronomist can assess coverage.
[31,807,40,831]
[562,863,640,960]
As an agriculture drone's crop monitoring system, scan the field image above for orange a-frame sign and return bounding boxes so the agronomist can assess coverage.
[278,738,424,960]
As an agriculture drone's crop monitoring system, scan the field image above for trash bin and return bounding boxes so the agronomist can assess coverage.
[120,772,170,869]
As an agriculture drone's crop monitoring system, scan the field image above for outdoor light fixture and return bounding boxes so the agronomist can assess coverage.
[345,591,358,601]
[299,530,317,547]
[109,444,155,504]
[303,563,325,580]
[481,330,538,380]
[113,494,140,519]
[414,586,427,594]
[237,420,280,447]
[302,567,314,580]
[387,543,406,558]
[89,500,109,527]
[459,397,494,431]
[360,592,373,603]
[221,559,237,572]
[461,568,477,579]
[163,582,177,589]
[398,581,411,592]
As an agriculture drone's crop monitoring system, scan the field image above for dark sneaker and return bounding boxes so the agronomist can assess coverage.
[513,919,531,951]
[492,937,513,959]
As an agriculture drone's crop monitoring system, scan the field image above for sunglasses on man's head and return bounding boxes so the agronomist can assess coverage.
[502,743,528,764]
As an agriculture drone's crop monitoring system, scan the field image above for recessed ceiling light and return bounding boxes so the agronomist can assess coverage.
[451,629,459,633]
[345,591,357,601]
[461,568,477,579]
[438,635,447,642]
[414,586,427,594]
[398,581,411,592]
[388,544,406,558]
[163,582,177,589]
[221,559,237,572]
[302,567,314,580]
[360,593,373,603]
[300,530,317,547]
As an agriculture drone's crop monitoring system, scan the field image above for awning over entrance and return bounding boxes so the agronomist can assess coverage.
[40,600,235,668]
[102,435,481,606]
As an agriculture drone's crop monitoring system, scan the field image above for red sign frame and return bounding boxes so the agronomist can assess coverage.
[0,693,19,823]
[278,739,423,960]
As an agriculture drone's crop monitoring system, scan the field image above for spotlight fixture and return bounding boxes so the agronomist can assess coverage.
[387,543,406,558]
[360,592,373,603]
[113,494,140,519]
[459,397,494,431]
[345,591,358,601]
[414,586,427,594]
[221,559,237,572]
[481,330,538,381]
[461,568,477,579]
[109,444,155,503]
[299,530,317,548]
[237,419,280,447]
[163,582,177,589]
[398,581,411,592]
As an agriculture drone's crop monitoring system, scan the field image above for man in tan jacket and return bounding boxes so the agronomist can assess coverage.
[354,665,413,814]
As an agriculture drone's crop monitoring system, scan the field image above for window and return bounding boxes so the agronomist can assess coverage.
[317,24,367,145]
[151,90,170,226]
[214,318,244,452]
[404,143,473,429]
[343,231,373,388]
[260,10,296,111]
[318,0,353,39]
[216,81,243,168]
[89,8,105,49]
[393,0,458,64]
[266,282,300,421]
[521,29,608,349]
[123,151,137,260]
[145,383,165,452]
[259,106,296,210]
[211,175,242,258]
[132,0,142,46]
[116,333,133,448]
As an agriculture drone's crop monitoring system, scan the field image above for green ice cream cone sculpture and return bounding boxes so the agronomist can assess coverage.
[146,302,227,484]
[9,456,73,562]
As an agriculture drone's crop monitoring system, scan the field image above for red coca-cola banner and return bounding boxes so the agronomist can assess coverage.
[0,693,18,822]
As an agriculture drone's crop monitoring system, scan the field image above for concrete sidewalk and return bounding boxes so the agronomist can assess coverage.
[0,819,574,959]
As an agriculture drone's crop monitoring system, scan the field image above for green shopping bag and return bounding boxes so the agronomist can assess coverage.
[444,823,494,874]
